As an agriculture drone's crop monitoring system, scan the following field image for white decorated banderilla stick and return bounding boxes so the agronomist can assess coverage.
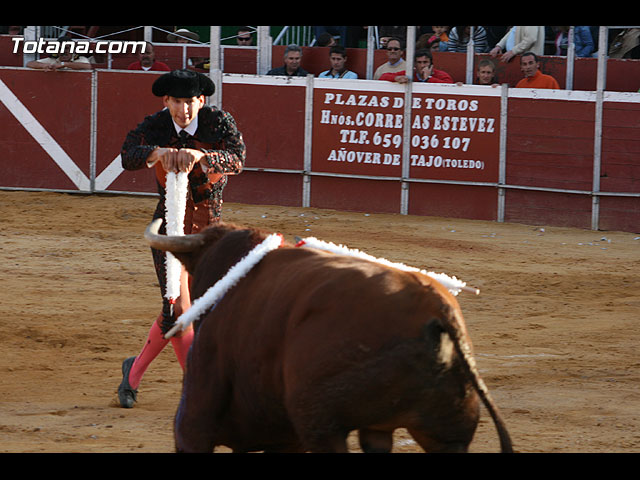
[295,236,480,297]
[164,232,284,339]
[164,171,189,315]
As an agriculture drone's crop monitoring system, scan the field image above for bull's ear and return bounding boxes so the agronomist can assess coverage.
[169,251,199,275]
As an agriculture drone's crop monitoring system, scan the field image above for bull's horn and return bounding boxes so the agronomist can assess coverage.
[144,218,206,253]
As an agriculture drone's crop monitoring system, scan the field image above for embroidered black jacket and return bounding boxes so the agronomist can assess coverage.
[121,105,246,232]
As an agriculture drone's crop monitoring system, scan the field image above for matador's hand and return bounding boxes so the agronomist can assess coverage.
[149,147,205,173]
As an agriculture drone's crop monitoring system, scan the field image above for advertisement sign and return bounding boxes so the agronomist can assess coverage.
[312,86,405,177]
[408,91,500,183]
[312,83,500,183]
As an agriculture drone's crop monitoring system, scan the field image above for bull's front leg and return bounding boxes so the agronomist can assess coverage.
[173,350,225,453]
[174,393,217,453]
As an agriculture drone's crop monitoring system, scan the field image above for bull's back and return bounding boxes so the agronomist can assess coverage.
[239,247,448,343]
[194,248,464,432]
[269,249,466,416]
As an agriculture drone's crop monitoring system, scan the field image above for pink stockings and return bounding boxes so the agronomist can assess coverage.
[128,314,194,390]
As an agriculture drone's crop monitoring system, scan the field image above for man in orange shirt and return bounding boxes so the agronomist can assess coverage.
[515,52,560,89]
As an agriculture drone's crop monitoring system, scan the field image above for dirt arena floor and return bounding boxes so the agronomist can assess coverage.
[1,189,639,453]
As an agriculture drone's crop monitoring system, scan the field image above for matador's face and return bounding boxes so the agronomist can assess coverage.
[163,95,205,129]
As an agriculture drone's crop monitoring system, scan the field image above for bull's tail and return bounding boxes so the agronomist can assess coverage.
[439,304,514,453]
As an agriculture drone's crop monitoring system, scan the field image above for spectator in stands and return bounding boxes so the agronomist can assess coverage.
[373,37,406,80]
[315,26,365,48]
[236,26,254,46]
[167,28,204,67]
[608,28,640,59]
[26,36,92,71]
[314,26,348,47]
[445,26,489,53]
[553,26,595,57]
[316,32,337,47]
[475,59,499,86]
[431,26,449,43]
[127,42,171,72]
[267,44,309,77]
[318,46,358,79]
[378,26,408,49]
[417,33,443,53]
[4,26,22,35]
[416,33,430,50]
[489,26,545,62]
[484,26,509,50]
[88,51,107,65]
[427,26,449,51]
[515,52,560,89]
[380,49,453,84]
[428,37,443,53]
[167,28,200,44]
[456,59,500,87]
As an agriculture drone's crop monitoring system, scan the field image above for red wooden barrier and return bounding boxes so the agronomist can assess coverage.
[506,97,595,191]
[504,190,594,230]
[599,196,640,233]
[94,70,166,194]
[409,183,498,221]
[0,68,92,191]
[310,176,401,214]
[224,170,304,208]
[222,78,306,171]
[601,100,640,194]
[598,98,640,232]
[0,36,23,67]
[221,77,307,207]
[0,67,638,234]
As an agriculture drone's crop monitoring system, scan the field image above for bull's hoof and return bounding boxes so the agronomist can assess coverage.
[118,356,138,408]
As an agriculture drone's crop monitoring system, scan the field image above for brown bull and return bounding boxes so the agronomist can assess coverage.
[145,219,513,453]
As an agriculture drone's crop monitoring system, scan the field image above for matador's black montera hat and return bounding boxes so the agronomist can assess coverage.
[152,69,215,98]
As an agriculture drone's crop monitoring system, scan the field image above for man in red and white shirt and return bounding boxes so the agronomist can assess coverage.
[380,49,453,84]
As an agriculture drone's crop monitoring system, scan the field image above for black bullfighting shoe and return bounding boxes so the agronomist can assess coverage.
[118,356,138,408]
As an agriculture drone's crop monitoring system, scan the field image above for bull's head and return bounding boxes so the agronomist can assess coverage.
[145,218,277,278]
[145,218,236,274]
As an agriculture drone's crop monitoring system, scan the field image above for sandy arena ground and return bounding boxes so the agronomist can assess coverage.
[1,190,639,453]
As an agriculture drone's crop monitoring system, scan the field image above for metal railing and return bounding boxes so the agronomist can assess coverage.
[30,25,341,48]
[272,26,315,46]
[16,26,640,88]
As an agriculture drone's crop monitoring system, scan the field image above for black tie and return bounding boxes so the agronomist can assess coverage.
[179,130,189,147]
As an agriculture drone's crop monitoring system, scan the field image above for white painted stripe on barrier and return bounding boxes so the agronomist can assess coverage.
[94,154,124,191]
[0,78,91,191]
[222,73,308,87]
[508,87,597,102]
[219,74,640,103]
[604,91,640,104]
